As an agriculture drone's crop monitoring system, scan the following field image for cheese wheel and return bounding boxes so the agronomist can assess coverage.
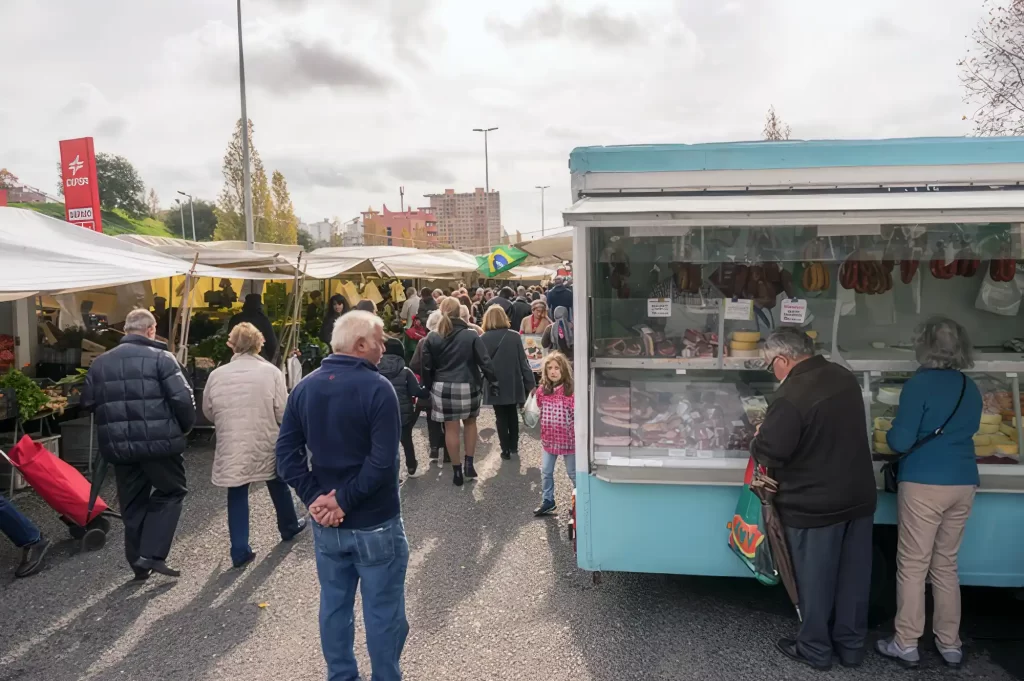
[1000,424,1019,440]
[731,331,761,342]
[805,330,818,339]
[981,413,1002,425]
[730,340,759,351]
[975,445,996,457]
[874,417,893,431]
[875,442,894,455]
[978,423,1000,435]
[990,432,1012,444]
[995,443,1020,456]
[874,430,889,444]
[973,434,992,446]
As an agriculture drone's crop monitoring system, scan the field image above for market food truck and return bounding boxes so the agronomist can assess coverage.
[565,137,1024,592]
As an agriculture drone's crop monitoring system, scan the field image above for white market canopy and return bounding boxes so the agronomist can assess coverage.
[517,230,573,261]
[0,207,276,302]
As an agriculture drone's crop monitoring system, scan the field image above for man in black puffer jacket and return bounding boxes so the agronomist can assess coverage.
[82,309,196,580]
[378,339,429,476]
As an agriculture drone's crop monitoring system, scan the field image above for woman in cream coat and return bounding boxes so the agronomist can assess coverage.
[204,322,306,568]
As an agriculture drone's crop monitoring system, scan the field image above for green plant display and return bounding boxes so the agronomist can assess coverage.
[0,370,50,421]
[193,332,233,366]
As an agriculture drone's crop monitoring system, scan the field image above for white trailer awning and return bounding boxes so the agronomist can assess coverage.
[563,190,1024,227]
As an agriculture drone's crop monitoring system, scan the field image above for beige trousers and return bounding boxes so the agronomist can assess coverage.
[894,481,976,650]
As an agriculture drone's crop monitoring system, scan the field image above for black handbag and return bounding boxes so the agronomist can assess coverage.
[880,373,966,494]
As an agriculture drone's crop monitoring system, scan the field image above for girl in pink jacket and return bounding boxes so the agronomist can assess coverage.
[533,352,575,516]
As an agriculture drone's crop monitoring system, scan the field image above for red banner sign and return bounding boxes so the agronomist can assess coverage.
[0,189,7,207]
[59,137,102,233]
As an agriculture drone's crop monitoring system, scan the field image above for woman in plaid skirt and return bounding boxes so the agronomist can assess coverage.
[421,297,499,486]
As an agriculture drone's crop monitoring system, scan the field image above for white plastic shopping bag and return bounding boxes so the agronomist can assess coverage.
[522,392,540,429]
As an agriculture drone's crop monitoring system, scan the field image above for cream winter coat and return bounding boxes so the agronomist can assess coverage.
[204,353,288,488]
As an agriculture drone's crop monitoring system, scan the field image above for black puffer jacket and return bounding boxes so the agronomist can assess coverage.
[421,319,498,389]
[228,294,279,363]
[378,348,429,426]
[81,335,197,464]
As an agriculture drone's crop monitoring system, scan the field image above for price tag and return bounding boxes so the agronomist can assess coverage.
[696,449,713,459]
[593,451,611,460]
[647,298,671,317]
[724,299,754,321]
[668,448,688,457]
[780,298,808,325]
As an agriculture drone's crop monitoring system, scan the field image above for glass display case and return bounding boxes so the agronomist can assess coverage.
[582,222,1024,488]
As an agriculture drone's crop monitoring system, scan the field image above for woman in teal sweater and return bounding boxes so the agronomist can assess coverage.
[877,317,981,670]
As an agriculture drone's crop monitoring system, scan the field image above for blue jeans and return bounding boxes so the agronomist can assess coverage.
[0,493,41,548]
[227,479,301,565]
[314,515,410,681]
[541,450,576,503]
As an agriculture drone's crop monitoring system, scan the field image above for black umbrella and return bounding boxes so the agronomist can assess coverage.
[86,454,109,524]
[750,469,802,621]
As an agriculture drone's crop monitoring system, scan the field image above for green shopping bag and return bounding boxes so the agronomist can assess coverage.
[727,457,780,586]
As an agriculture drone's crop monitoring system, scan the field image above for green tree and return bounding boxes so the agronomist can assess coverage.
[762,105,792,141]
[164,199,219,241]
[57,154,147,216]
[146,188,160,216]
[960,0,1024,136]
[215,118,273,242]
[0,168,18,189]
[270,170,299,245]
[297,228,316,251]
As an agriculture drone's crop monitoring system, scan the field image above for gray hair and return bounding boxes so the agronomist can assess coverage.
[914,316,974,370]
[406,286,416,297]
[517,286,526,296]
[331,310,383,354]
[763,327,815,361]
[124,308,157,335]
[426,309,444,333]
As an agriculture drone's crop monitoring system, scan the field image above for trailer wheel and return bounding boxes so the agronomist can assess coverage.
[68,523,87,540]
[82,528,106,552]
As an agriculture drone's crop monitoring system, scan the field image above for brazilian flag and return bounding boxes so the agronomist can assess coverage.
[477,244,528,277]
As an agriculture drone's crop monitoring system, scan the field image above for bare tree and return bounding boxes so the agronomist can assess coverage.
[960,0,1024,136]
[146,188,160,216]
[762,106,792,141]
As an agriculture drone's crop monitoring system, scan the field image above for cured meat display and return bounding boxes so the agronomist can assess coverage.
[595,330,721,359]
[594,383,757,456]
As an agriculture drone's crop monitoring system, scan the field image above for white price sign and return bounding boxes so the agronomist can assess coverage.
[647,298,671,317]
[724,298,754,321]
[780,298,808,325]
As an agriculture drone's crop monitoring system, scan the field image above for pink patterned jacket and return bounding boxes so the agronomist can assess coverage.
[536,384,575,455]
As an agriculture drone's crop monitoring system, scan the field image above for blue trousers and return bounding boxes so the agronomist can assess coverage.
[313,515,410,681]
[227,479,301,565]
[0,493,40,548]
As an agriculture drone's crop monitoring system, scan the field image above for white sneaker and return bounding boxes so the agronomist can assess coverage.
[936,644,963,668]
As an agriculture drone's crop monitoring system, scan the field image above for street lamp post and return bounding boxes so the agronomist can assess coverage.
[236,0,254,251]
[174,198,185,239]
[536,185,549,237]
[177,190,196,241]
[472,127,497,251]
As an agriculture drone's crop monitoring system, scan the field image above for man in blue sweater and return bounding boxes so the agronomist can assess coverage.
[276,310,409,681]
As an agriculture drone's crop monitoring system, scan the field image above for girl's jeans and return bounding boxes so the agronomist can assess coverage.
[541,450,576,503]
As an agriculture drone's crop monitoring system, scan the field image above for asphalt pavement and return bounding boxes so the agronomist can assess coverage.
[1,410,1022,681]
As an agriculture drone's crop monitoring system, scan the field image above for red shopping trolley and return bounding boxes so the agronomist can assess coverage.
[0,434,118,552]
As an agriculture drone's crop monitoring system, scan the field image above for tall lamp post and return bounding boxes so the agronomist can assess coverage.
[536,185,549,237]
[472,127,497,251]
[177,190,196,241]
[174,198,185,239]
[236,0,254,251]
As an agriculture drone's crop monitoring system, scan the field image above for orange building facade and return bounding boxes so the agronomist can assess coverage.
[362,205,440,248]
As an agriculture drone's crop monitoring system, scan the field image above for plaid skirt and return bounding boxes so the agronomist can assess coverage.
[431,381,481,421]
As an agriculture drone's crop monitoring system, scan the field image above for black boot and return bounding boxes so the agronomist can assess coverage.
[15,537,50,578]
[452,464,464,486]
[133,557,181,578]
[464,456,478,479]
[407,460,418,476]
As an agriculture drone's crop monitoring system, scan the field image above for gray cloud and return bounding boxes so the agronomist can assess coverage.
[95,115,128,138]
[209,38,390,94]
[488,3,645,46]
[272,154,453,194]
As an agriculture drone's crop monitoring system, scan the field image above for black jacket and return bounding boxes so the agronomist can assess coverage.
[378,353,428,426]
[82,335,196,464]
[228,297,279,363]
[486,296,513,317]
[508,297,532,333]
[545,284,573,319]
[421,319,498,389]
[416,296,438,326]
[481,329,535,406]
[750,355,877,529]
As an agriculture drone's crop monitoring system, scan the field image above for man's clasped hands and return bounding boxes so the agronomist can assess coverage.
[310,490,345,527]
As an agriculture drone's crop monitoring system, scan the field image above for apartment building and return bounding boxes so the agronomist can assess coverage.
[424,188,501,254]
[362,205,439,248]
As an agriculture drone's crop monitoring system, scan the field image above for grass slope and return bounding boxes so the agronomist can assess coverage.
[11,202,176,238]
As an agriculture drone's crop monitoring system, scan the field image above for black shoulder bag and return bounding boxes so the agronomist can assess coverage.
[881,373,966,494]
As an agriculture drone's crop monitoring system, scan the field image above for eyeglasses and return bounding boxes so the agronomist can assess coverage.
[765,355,780,374]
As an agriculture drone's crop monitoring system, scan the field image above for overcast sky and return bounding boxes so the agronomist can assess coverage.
[1,0,986,241]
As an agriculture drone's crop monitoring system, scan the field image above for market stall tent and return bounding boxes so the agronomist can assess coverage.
[516,230,573,261]
[0,207,274,301]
